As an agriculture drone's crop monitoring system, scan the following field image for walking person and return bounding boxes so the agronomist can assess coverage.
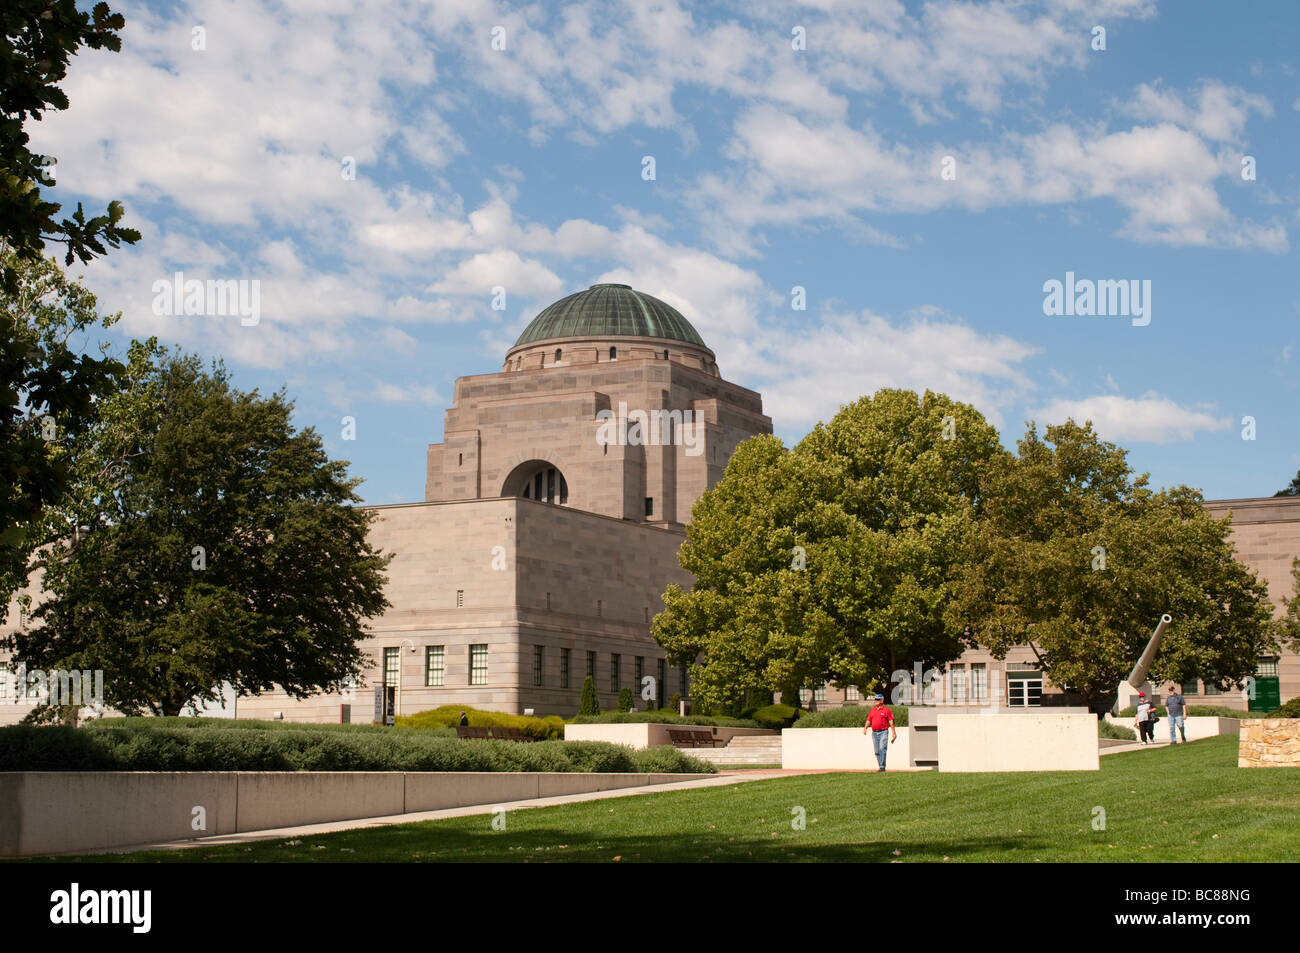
[862,693,896,772]
[1166,687,1187,744]
[1134,693,1155,745]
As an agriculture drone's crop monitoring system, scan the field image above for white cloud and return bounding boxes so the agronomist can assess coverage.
[1028,393,1232,444]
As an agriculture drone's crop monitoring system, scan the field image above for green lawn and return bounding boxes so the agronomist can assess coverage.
[44,736,1300,863]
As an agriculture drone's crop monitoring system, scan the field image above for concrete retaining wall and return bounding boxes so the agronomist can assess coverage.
[0,770,699,858]
[562,723,775,749]
[937,712,1098,772]
[781,727,912,770]
[1104,715,1240,741]
[1238,718,1300,767]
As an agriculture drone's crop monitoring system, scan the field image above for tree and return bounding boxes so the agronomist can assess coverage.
[1272,559,1300,654]
[0,246,124,618]
[950,421,1277,713]
[12,348,392,715]
[1,1,140,293]
[578,675,600,716]
[653,389,1005,713]
[1274,472,1300,497]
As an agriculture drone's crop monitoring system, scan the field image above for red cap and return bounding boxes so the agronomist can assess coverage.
[1138,692,1146,697]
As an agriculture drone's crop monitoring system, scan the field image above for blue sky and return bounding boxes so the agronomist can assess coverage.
[31,0,1300,504]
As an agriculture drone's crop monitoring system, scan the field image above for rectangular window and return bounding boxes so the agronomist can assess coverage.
[657,658,666,707]
[424,646,445,687]
[635,656,644,689]
[383,647,400,688]
[1202,677,1222,697]
[456,589,464,608]
[610,653,620,692]
[1007,670,1043,707]
[951,665,967,704]
[546,591,552,611]
[845,685,862,702]
[597,599,602,617]
[470,644,488,686]
[533,645,544,688]
[680,666,688,697]
[645,497,654,516]
[1256,658,1279,678]
[586,650,596,680]
[970,663,987,702]
[560,648,570,689]
[814,683,826,703]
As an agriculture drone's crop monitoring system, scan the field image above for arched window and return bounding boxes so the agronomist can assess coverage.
[609,346,617,360]
[663,349,669,360]
[555,348,562,363]
[519,466,568,505]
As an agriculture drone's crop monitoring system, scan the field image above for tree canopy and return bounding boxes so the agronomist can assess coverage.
[947,421,1276,712]
[12,348,392,715]
[1,1,139,292]
[0,245,123,617]
[652,388,1004,713]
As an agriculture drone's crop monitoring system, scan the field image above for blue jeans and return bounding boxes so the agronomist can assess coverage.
[1169,714,1185,742]
[872,729,889,769]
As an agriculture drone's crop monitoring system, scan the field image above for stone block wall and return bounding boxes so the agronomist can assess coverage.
[1238,718,1300,767]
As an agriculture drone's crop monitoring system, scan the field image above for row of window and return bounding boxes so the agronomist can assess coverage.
[393,645,688,696]
[516,347,674,370]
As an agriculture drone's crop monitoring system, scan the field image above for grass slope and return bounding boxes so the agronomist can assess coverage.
[43,736,1299,863]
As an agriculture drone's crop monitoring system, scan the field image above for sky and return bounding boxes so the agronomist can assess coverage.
[29,0,1300,505]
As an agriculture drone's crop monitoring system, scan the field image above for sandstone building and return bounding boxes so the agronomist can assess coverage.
[2,284,1296,723]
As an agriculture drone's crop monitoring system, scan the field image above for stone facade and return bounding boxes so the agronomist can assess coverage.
[1238,719,1300,767]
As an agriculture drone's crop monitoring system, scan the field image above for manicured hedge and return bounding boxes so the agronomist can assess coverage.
[567,711,761,728]
[396,705,565,740]
[748,704,799,730]
[790,705,911,728]
[1117,705,1253,719]
[0,722,714,773]
[1267,697,1300,718]
[1099,719,1136,741]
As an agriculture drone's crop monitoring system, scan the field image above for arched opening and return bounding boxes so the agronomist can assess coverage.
[555,348,562,363]
[609,346,617,360]
[502,460,569,505]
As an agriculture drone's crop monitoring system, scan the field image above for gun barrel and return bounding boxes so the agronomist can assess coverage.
[1126,614,1172,686]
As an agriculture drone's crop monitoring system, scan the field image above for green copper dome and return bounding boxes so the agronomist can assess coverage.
[514,284,707,348]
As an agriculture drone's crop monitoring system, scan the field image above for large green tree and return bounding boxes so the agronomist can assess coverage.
[12,348,392,715]
[653,389,1005,713]
[0,245,123,618]
[949,421,1276,713]
[1274,471,1300,497]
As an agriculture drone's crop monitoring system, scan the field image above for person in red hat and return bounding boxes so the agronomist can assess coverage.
[1133,693,1155,744]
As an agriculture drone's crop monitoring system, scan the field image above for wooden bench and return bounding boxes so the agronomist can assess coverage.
[667,728,717,748]
[456,725,490,740]
[490,726,532,743]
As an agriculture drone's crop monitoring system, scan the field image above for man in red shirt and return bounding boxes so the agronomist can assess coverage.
[862,693,897,772]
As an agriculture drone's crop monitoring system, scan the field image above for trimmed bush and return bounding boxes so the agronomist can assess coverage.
[1118,705,1252,719]
[667,692,682,713]
[633,745,714,774]
[0,720,716,773]
[567,711,762,728]
[395,706,564,740]
[749,703,798,730]
[579,676,600,716]
[1099,720,1136,741]
[617,687,634,712]
[1268,698,1300,718]
[791,705,910,728]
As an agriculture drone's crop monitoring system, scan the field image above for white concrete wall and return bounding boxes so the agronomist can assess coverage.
[937,712,1098,772]
[1104,715,1239,742]
[781,727,911,771]
[0,770,703,858]
[562,723,774,749]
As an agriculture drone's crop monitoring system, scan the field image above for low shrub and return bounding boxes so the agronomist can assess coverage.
[791,705,910,728]
[1117,705,1252,719]
[617,687,634,712]
[395,706,564,740]
[1268,697,1300,718]
[1099,720,1136,741]
[632,745,714,774]
[0,721,712,773]
[567,711,761,728]
[749,704,798,730]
